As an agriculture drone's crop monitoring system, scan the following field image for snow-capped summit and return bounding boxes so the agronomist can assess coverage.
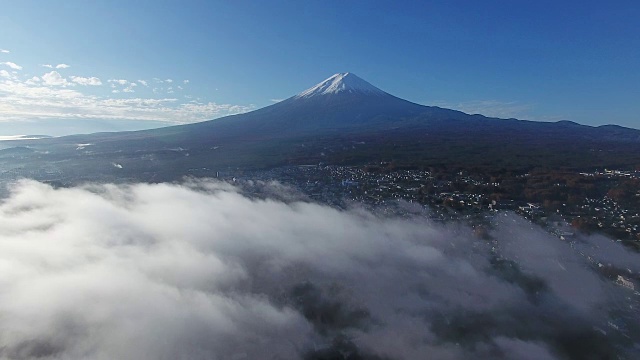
[295,72,387,98]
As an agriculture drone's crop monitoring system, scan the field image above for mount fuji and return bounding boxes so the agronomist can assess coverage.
[295,72,388,97]
[152,72,469,139]
[8,72,640,174]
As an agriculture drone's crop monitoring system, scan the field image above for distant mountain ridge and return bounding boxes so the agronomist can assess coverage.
[8,72,640,172]
[27,72,640,143]
[158,72,486,141]
[131,72,640,145]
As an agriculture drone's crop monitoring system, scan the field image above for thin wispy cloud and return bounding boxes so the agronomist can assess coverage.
[0,58,252,126]
[42,63,71,69]
[0,79,253,123]
[108,79,129,85]
[0,49,9,54]
[121,82,137,93]
[70,75,102,86]
[109,80,138,93]
[1,61,22,70]
[152,78,177,85]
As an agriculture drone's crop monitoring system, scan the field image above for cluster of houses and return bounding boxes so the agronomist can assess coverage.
[236,165,640,244]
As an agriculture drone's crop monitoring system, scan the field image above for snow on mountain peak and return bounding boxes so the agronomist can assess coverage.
[295,72,386,98]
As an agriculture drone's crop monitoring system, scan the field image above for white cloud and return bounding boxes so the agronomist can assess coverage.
[107,79,129,86]
[0,79,253,123]
[25,76,41,85]
[1,61,22,70]
[0,179,635,359]
[152,78,175,85]
[0,64,250,124]
[109,79,129,85]
[0,49,9,53]
[41,70,72,86]
[41,63,71,69]
[120,82,137,93]
[183,79,189,84]
[70,76,102,86]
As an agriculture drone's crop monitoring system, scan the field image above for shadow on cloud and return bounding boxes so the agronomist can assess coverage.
[0,179,638,360]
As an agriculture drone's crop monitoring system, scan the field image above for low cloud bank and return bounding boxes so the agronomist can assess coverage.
[0,179,638,360]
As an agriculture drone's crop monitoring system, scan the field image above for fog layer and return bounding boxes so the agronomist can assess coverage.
[0,179,637,360]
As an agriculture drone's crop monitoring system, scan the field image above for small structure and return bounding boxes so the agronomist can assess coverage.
[616,275,635,290]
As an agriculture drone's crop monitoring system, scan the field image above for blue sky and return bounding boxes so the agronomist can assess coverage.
[0,0,639,135]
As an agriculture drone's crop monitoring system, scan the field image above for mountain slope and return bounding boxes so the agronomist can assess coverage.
[37,72,640,144]
[9,72,640,174]
[152,73,469,141]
